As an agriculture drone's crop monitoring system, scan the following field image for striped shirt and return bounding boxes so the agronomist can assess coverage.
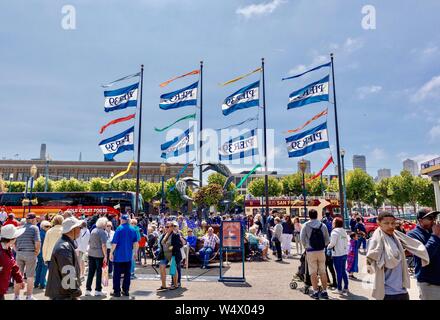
[16,223,40,253]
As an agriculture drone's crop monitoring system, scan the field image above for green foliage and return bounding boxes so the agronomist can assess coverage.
[248,176,282,198]
[418,178,435,208]
[32,176,54,192]
[165,178,186,211]
[307,176,328,196]
[281,173,303,196]
[140,181,161,202]
[8,181,26,192]
[345,169,375,204]
[326,177,340,193]
[193,183,224,208]
[207,173,235,191]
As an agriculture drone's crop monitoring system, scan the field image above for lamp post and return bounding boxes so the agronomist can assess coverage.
[299,159,308,219]
[341,149,349,229]
[28,165,38,212]
[160,163,167,214]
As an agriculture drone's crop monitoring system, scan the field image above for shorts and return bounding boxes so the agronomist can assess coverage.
[16,252,37,278]
[159,258,169,266]
[306,250,326,275]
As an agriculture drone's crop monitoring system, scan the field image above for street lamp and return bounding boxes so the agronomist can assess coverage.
[299,159,308,219]
[341,149,349,229]
[44,155,51,192]
[28,165,38,212]
[160,163,167,214]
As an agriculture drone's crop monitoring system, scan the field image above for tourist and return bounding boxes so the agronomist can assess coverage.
[347,233,359,279]
[76,221,90,280]
[300,209,330,299]
[271,217,283,261]
[349,213,357,232]
[281,214,294,257]
[198,227,220,269]
[0,224,26,300]
[85,217,108,297]
[42,215,64,268]
[3,213,19,227]
[105,221,115,276]
[407,208,440,300]
[45,217,83,300]
[366,211,429,300]
[137,229,148,266]
[266,210,275,250]
[170,221,184,288]
[327,217,349,295]
[109,214,139,297]
[62,210,74,220]
[157,221,174,291]
[34,220,51,289]
[254,214,263,236]
[355,217,367,253]
[0,207,7,226]
[247,226,269,260]
[322,211,334,234]
[130,219,141,278]
[14,213,41,300]
[293,217,303,255]
[186,228,198,255]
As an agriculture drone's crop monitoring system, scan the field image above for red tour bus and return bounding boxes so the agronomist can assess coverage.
[0,191,144,219]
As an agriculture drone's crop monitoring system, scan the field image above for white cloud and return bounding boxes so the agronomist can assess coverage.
[412,75,440,102]
[236,0,286,19]
[429,125,440,141]
[371,148,386,161]
[423,45,438,56]
[356,85,382,99]
[343,37,364,53]
[288,64,307,76]
[399,153,440,165]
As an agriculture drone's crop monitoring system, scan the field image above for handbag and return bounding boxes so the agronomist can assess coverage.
[102,263,109,287]
[169,256,177,276]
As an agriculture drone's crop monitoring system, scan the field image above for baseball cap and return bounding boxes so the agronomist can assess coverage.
[0,224,26,240]
[121,214,130,221]
[62,217,83,234]
[26,213,36,219]
[417,208,440,220]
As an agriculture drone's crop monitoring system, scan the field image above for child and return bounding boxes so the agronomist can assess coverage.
[347,232,359,280]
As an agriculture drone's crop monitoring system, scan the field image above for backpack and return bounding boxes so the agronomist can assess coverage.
[309,223,325,250]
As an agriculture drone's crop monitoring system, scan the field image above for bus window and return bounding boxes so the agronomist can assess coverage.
[0,193,24,206]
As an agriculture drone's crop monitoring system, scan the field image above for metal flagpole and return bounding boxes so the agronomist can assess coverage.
[261,58,270,218]
[330,54,345,223]
[199,61,203,188]
[134,64,144,215]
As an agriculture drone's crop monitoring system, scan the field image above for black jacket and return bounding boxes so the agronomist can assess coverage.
[45,235,82,300]
[157,232,183,263]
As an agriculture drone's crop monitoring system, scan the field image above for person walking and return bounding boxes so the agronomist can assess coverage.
[366,211,429,300]
[45,217,83,300]
[0,224,26,300]
[355,217,367,254]
[300,209,330,300]
[14,213,41,300]
[109,214,139,297]
[130,218,141,279]
[105,221,115,276]
[157,221,174,291]
[34,220,51,289]
[347,233,359,279]
[327,217,349,295]
[42,215,64,268]
[281,214,294,258]
[407,208,440,300]
[293,217,303,255]
[76,221,90,280]
[85,217,109,297]
[271,217,283,261]
[266,210,275,251]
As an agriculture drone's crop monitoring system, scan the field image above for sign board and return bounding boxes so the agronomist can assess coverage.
[221,221,242,249]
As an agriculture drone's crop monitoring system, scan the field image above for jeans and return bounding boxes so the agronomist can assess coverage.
[86,256,104,292]
[113,261,131,294]
[130,257,135,275]
[326,255,337,286]
[34,255,48,287]
[273,238,282,259]
[106,249,113,274]
[358,236,367,250]
[198,247,213,267]
[383,292,409,300]
[333,255,349,291]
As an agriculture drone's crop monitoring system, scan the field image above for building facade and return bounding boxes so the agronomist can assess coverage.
[0,160,193,183]
[353,155,367,172]
[403,159,419,176]
[377,168,391,181]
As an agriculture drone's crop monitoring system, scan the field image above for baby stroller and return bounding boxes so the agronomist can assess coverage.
[289,251,322,295]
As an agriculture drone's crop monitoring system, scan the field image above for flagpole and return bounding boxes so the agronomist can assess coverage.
[261,58,270,218]
[134,64,144,215]
[330,53,345,226]
[199,61,203,188]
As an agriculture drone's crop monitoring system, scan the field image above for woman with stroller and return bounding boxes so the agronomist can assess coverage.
[327,217,349,295]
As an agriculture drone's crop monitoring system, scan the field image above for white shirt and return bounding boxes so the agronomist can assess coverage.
[105,229,115,249]
[77,228,90,253]
[327,227,349,257]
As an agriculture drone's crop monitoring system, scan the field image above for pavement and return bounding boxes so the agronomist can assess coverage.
[4,248,421,300]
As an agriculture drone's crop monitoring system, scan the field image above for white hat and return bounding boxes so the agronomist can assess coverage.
[62,217,83,234]
[40,221,51,228]
[0,224,26,240]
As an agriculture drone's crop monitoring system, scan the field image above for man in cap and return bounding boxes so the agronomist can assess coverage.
[407,208,440,300]
[45,216,83,300]
[0,224,26,300]
[109,214,139,297]
[14,213,40,300]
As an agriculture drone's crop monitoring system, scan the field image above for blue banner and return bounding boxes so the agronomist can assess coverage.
[222,81,259,116]
[161,127,195,159]
[285,122,329,158]
[99,126,135,161]
[160,81,198,110]
[104,83,139,112]
[287,75,329,109]
[219,129,259,161]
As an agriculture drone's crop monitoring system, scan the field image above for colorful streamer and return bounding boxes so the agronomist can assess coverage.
[219,67,262,86]
[306,156,333,182]
[106,160,135,184]
[101,72,141,88]
[100,114,136,134]
[236,164,262,189]
[169,160,194,192]
[160,70,200,87]
[154,113,196,132]
[284,109,328,134]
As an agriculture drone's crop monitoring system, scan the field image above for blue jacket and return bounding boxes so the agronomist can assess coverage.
[407,225,440,285]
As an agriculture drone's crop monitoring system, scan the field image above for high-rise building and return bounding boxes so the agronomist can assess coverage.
[297,160,311,174]
[377,168,391,181]
[403,159,419,176]
[40,144,47,160]
[353,155,367,172]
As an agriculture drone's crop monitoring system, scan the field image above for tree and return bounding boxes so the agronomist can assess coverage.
[207,173,235,191]
[417,178,436,208]
[248,176,282,198]
[280,174,303,196]
[32,176,54,192]
[326,177,340,193]
[165,178,186,211]
[8,181,26,192]
[387,175,408,214]
[140,181,161,203]
[307,176,328,196]
[364,184,385,214]
[345,169,375,212]
[193,183,224,209]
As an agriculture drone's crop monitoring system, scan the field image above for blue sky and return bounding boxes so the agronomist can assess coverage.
[1,0,439,178]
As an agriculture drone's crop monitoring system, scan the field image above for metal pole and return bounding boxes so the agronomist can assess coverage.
[330,54,345,220]
[302,172,307,219]
[161,175,165,213]
[135,65,144,216]
[44,159,49,192]
[261,58,269,219]
[29,177,34,213]
[199,61,203,188]
[341,154,349,228]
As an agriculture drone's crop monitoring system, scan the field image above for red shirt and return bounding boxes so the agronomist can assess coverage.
[0,246,24,294]
[138,236,146,248]
[3,218,19,227]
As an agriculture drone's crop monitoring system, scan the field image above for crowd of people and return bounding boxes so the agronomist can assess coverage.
[1,205,439,300]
